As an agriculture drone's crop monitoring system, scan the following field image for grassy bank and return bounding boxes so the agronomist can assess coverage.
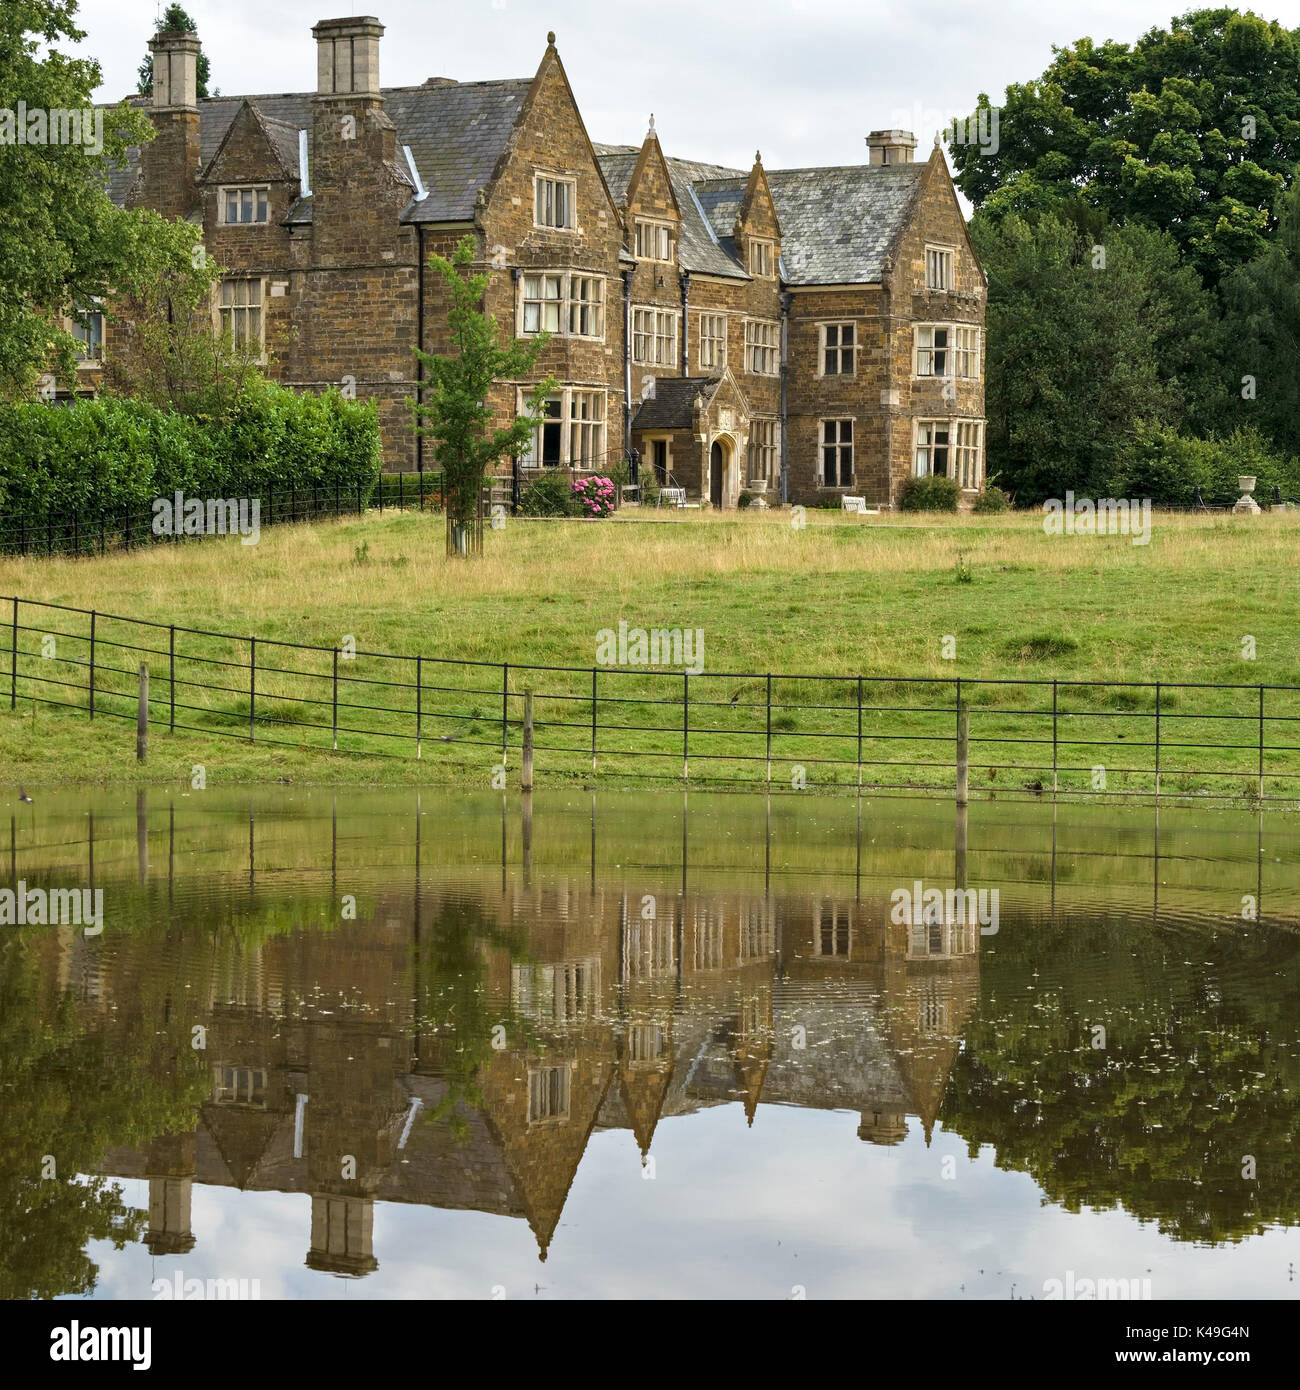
[1,507,1297,796]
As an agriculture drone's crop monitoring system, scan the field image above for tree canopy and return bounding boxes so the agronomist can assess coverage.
[951,8,1300,285]
[0,0,157,395]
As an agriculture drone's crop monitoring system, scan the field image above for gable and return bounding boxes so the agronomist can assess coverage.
[485,45,619,231]
[624,132,680,223]
[200,101,300,189]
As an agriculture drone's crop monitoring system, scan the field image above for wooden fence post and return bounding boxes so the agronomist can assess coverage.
[521,692,534,792]
[137,664,148,762]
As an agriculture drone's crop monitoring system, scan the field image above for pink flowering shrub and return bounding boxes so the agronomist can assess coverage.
[571,475,616,518]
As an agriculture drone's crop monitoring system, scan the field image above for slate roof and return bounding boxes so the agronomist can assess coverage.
[597,142,928,286]
[631,375,722,430]
[105,81,930,282]
[766,163,926,284]
[107,78,533,223]
[594,143,749,281]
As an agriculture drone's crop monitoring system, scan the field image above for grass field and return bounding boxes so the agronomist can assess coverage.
[1,507,1297,797]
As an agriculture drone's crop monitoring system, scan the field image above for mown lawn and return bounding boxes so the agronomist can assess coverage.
[1,507,1297,798]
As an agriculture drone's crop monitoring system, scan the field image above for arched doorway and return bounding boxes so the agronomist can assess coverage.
[709,440,725,508]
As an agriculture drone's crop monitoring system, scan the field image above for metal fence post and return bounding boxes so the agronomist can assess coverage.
[1052,679,1058,794]
[501,663,509,766]
[416,655,422,760]
[169,626,176,732]
[591,668,598,774]
[249,637,256,743]
[88,610,95,719]
[766,674,773,787]
[1259,685,1265,800]
[332,648,339,751]
[956,677,969,807]
[683,672,689,782]
[10,597,17,709]
[1154,681,1161,798]
[856,675,863,790]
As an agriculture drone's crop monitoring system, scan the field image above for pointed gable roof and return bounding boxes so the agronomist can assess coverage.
[199,100,304,187]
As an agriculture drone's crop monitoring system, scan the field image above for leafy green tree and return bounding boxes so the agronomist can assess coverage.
[100,213,263,418]
[0,0,156,395]
[411,236,555,555]
[136,4,212,99]
[972,209,1219,501]
[1221,174,1300,456]
[951,8,1300,284]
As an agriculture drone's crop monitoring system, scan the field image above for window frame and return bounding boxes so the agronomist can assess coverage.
[744,317,780,376]
[215,275,266,361]
[71,303,104,365]
[924,244,955,291]
[519,385,608,471]
[914,417,987,487]
[518,270,605,341]
[634,218,676,263]
[698,311,727,370]
[749,237,775,278]
[913,323,980,379]
[534,172,578,231]
[748,417,777,483]
[819,417,854,489]
[819,321,857,377]
[631,305,679,367]
[219,184,271,226]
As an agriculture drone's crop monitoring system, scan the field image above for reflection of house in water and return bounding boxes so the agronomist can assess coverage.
[78,875,977,1270]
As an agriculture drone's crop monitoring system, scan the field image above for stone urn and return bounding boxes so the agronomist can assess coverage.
[1233,475,1261,515]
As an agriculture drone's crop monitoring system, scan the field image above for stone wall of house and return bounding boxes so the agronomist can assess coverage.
[785,285,889,506]
[480,45,627,483]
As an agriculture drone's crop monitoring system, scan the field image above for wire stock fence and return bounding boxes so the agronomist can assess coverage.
[0,472,445,558]
[6,594,1300,801]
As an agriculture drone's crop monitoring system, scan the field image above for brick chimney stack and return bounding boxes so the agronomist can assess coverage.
[132,27,202,218]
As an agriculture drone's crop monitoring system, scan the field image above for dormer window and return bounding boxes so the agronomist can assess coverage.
[221,186,269,225]
[534,174,576,230]
[749,238,775,277]
[635,218,675,262]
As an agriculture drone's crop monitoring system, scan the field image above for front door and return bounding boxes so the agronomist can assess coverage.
[710,441,724,508]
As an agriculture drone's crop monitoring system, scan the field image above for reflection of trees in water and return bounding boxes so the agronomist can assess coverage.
[0,935,208,1299]
[940,916,1300,1244]
[415,899,532,1142]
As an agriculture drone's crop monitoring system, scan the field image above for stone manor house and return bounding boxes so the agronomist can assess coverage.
[101,15,987,508]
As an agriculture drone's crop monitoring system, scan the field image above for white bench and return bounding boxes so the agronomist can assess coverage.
[659,487,686,508]
[842,495,867,513]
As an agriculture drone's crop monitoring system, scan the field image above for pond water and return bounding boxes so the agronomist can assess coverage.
[4,788,1300,1300]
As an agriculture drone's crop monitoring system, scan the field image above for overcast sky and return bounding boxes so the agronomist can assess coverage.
[79,0,1300,170]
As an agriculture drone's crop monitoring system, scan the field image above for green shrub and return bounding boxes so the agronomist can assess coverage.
[0,384,380,538]
[972,484,1010,513]
[518,470,576,517]
[899,475,960,512]
[738,490,754,509]
[1110,423,1300,506]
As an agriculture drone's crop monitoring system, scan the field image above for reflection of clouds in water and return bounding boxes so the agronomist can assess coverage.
[72,1119,1299,1300]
